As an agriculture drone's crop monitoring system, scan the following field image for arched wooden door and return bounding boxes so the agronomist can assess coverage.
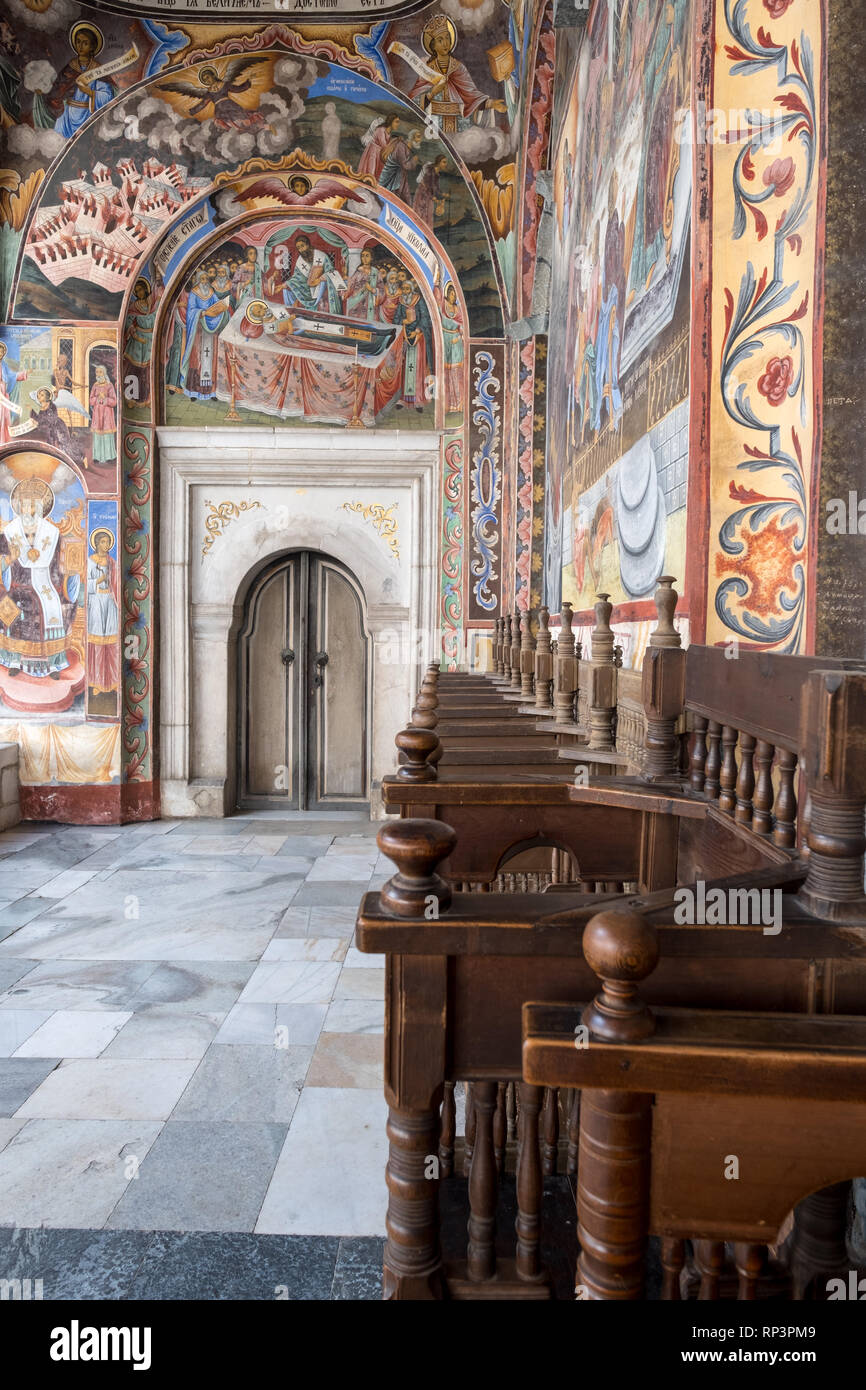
[238,551,370,810]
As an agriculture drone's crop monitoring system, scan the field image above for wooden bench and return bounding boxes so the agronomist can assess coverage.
[356,667,866,1298]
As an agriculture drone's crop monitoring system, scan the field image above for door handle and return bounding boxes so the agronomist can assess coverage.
[313,651,328,688]
[281,648,295,666]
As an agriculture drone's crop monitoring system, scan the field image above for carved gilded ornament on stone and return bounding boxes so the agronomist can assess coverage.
[201,499,263,559]
[341,501,399,560]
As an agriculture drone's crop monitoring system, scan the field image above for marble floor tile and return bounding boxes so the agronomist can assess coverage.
[214,1003,327,1048]
[239,961,342,1006]
[0,1226,155,1299]
[275,836,334,858]
[0,1119,162,1228]
[16,1058,199,1120]
[306,1033,383,1089]
[256,1088,388,1236]
[102,1007,223,1060]
[322,1000,384,1036]
[292,882,370,908]
[333,968,385,1001]
[127,1230,339,1298]
[106,1121,287,1233]
[125,961,256,1012]
[330,1237,384,1300]
[261,938,347,963]
[0,1010,53,1057]
[343,945,386,970]
[0,1117,25,1153]
[171,836,254,855]
[172,1043,312,1124]
[26,869,99,899]
[0,1058,59,1115]
[13,1010,131,1059]
[309,907,361,936]
[0,960,38,993]
[273,907,312,938]
[0,960,160,1011]
[0,899,53,943]
[305,857,374,883]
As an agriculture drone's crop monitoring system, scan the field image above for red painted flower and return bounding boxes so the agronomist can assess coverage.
[763,156,796,197]
[763,0,794,17]
[757,356,794,406]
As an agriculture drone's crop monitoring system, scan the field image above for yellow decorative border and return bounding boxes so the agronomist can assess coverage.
[342,501,400,560]
[202,499,263,559]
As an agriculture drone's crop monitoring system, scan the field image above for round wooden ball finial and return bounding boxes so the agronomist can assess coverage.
[411,688,439,730]
[377,817,457,918]
[395,726,439,781]
[582,909,659,1042]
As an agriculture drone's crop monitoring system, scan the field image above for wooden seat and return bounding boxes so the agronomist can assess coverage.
[523,907,866,1300]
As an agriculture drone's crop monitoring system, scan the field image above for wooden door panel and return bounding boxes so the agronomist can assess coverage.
[309,558,368,807]
[242,561,296,803]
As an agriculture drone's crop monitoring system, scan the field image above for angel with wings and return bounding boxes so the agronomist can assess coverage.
[157,59,272,132]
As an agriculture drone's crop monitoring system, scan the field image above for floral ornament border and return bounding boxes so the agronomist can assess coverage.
[713,0,818,652]
[514,337,536,611]
[202,499,263,560]
[441,433,464,670]
[121,423,153,784]
[469,349,502,615]
[341,501,400,561]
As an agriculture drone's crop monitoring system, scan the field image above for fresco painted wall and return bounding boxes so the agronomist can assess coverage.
[545,0,693,662]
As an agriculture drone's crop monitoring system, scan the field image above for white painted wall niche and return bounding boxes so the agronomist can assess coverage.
[157,427,440,818]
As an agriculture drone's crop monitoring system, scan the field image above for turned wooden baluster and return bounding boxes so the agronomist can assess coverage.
[735,732,756,826]
[773,748,798,847]
[534,606,554,710]
[566,1090,580,1178]
[493,1082,507,1173]
[467,1080,499,1282]
[660,1238,685,1300]
[515,1081,544,1282]
[704,721,722,798]
[520,611,536,698]
[439,1081,456,1179]
[689,715,709,792]
[588,593,616,751]
[641,576,686,780]
[394,727,439,783]
[790,1181,852,1298]
[695,1240,726,1300]
[410,682,439,731]
[798,671,866,921]
[752,739,775,834]
[554,603,578,725]
[718,727,738,813]
[541,1087,559,1176]
[377,817,457,1299]
[576,911,659,1299]
[492,618,502,674]
[734,1243,764,1300]
[463,1084,476,1176]
[510,613,522,688]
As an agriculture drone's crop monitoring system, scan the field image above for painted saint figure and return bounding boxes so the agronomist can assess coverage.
[395,282,433,411]
[379,127,422,204]
[344,248,381,322]
[123,278,156,406]
[28,387,86,466]
[180,271,231,400]
[0,478,79,680]
[358,114,400,181]
[37,24,117,138]
[282,235,342,316]
[414,155,448,228]
[408,16,507,123]
[231,246,262,310]
[86,527,119,698]
[89,364,117,465]
[157,59,272,133]
[437,281,464,415]
[0,342,26,446]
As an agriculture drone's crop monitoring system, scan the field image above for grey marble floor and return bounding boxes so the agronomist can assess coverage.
[0,813,390,1247]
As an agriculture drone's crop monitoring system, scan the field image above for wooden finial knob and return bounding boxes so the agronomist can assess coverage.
[411,689,439,730]
[582,910,659,1042]
[377,817,457,918]
[650,576,681,648]
[395,726,439,781]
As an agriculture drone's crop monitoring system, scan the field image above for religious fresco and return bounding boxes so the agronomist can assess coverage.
[159,215,463,430]
[705,0,822,655]
[545,0,693,627]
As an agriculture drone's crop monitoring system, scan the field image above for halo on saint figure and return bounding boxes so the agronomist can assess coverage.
[421,14,457,55]
[246,300,271,325]
[89,527,115,552]
[288,175,311,196]
[0,343,6,361]
[133,277,151,302]
[198,67,219,87]
[30,386,56,403]
[10,477,55,518]
[70,21,104,56]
